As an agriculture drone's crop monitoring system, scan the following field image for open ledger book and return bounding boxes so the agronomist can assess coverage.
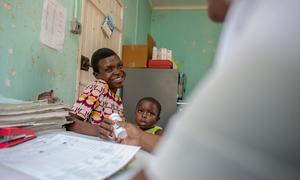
[0,133,140,180]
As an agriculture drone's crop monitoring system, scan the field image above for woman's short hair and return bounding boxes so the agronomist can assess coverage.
[91,48,117,73]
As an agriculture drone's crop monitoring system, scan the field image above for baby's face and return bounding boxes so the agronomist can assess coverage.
[135,101,159,130]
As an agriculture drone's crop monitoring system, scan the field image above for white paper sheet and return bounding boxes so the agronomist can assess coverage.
[40,0,66,52]
[0,134,140,180]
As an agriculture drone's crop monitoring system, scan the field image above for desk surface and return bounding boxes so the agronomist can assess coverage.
[0,130,153,180]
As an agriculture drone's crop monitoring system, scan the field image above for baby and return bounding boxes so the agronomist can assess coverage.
[135,97,163,135]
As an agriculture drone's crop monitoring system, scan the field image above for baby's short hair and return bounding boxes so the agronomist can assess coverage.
[137,97,161,115]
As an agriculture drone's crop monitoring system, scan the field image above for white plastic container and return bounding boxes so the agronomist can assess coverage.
[167,49,172,60]
[109,113,128,139]
[152,46,158,59]
[159,48,167,60]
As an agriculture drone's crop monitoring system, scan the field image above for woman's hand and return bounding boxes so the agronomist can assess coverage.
[118,122,143,146]
[97,118,117,141]
[119,122,161,152]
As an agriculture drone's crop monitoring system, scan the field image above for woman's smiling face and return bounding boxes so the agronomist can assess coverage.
[94,55,126,92]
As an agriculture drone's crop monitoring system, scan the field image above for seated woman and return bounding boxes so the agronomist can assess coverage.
[67,48,126,139]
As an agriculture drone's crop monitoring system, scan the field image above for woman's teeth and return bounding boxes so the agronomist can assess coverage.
[113,77,122,82]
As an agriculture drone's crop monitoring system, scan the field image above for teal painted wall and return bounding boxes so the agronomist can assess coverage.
[123,0,152,44]
[0,0,81,105]
[136,0,152,44]
[123,0,138,44]
[151,10,223,98]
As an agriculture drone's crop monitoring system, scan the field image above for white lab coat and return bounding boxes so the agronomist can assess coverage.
[146,0,300,179]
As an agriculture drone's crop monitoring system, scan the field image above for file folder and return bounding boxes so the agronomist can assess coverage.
[0,127,36,148]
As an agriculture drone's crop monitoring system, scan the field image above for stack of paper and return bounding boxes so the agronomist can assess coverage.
[0,101,71,132]
[0,133,141,180]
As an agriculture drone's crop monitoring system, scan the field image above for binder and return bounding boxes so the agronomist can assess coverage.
[0,127,36,148]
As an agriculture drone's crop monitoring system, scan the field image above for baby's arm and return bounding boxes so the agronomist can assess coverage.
[155,129,163,136]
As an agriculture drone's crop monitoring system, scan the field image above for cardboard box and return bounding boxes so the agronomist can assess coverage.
[122,34,156,68]
[122,45,148,68]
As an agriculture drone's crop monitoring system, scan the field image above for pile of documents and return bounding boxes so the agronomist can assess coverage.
[0,100,71,132]
[0,133,141,179]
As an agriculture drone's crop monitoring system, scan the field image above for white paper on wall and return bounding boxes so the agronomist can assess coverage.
[40,0,66,52]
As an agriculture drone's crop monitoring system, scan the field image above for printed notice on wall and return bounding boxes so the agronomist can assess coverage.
[40,0,66,52]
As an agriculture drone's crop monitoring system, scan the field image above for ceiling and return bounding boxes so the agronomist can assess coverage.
[149,0,208,10]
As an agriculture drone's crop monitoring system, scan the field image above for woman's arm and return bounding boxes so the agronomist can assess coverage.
[119,122,160,153]
[66,114,116,139]
[139,131,161,152]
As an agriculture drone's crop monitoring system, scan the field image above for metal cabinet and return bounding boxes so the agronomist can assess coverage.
[122,68,179,128]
